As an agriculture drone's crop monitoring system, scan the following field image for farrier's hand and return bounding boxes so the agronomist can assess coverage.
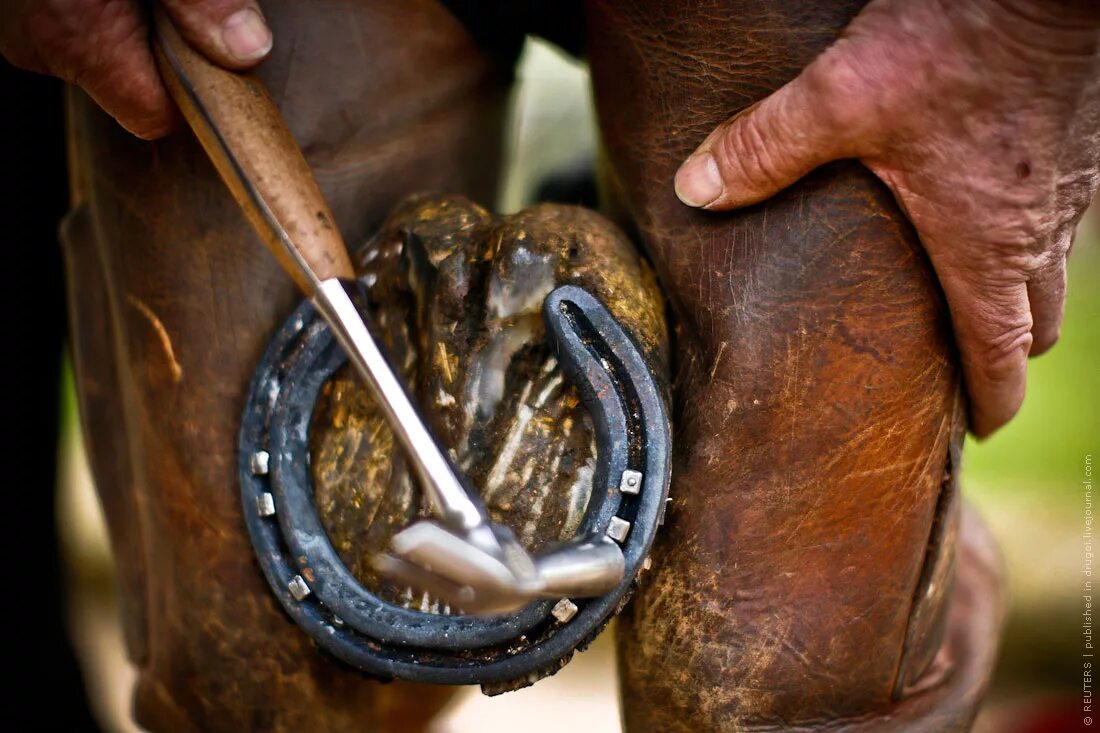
[0,0,272,139]
[675,0,1100,437]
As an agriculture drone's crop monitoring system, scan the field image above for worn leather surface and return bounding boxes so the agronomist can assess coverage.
[63,1,507,730]
[585,0,1005,729]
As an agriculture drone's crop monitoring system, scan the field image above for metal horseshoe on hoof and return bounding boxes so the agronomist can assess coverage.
[154,8,671,690]
[238,283,671,688]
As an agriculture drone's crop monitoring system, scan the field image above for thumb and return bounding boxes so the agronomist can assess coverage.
[675,59,859,210]
[160,0,273,70]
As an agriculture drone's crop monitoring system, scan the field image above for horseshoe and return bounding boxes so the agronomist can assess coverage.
[238,284,670,688]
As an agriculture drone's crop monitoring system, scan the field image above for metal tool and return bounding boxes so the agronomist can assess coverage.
[152,11,632,615]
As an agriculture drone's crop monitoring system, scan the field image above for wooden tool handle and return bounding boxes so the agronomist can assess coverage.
[152,8,354,293]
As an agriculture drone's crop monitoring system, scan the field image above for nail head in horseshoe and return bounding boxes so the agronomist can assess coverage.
[237,283,671,690]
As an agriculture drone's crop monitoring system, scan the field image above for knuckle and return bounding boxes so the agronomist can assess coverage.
[0,14,44,71]
[975,187,1070,255]
[1030,325,1061,356]
[712,113,786,192]
[29,1,144,78]
[165,0,253,22]
[994,210,1047,247]
[1028,252,1067,288]
[969,317,1033,384]
[804,46,875,135]
[968,211,1058,273]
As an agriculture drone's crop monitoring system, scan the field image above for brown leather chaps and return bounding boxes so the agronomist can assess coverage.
[63,0,1005,730]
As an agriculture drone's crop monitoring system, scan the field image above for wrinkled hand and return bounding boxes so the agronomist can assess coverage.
[1,0,273,139]
[675,0,1100,437]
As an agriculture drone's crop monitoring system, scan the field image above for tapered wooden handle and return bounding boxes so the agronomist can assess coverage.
[152,8,354,293]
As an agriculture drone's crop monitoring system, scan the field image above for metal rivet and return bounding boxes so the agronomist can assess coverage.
[619,469,643,495]
[256,493,276,517]
[607,516,631,543]
[250,450,270,475]
[551,598,578,623]
[288,575,311,601]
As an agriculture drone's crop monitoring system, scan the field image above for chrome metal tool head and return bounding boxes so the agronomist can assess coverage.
[376,522,625,614]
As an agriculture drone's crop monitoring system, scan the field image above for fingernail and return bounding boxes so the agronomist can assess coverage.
[222,8,273,63]
[674,152,723,208]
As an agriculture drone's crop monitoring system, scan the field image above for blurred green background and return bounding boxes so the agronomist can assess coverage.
[967,216,1099,726]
